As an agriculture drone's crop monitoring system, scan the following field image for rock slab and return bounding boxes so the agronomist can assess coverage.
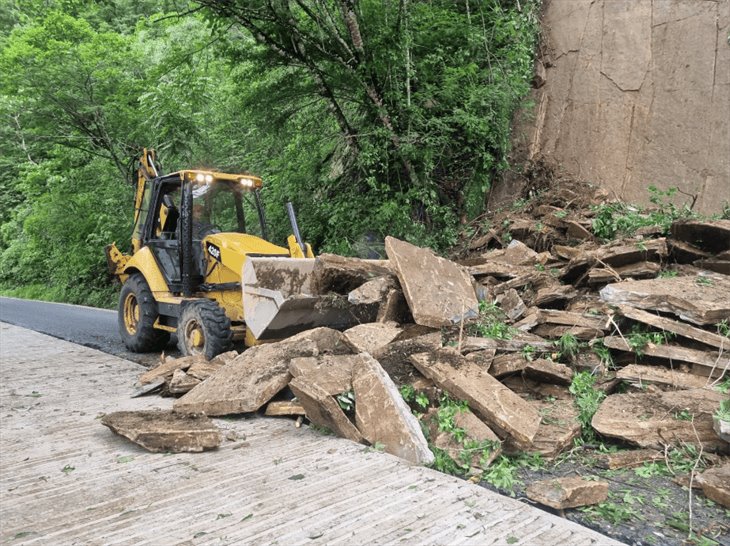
[410,349,540,447]
[599,275,730,325]
[591,388,728,451]
[507,399,581,459]
[696,464,730,508]
[353,353,434,465]
[425,407,502,469]
[616,364,709,390]
[385,236,478,328]
[173,338,317,416]
[289,354,359,395]
[526,477,608,509]
[289,375,364,444]
[344,322,403,354]
[101,410,220,453]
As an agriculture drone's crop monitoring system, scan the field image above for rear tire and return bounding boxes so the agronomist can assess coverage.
[177,299,233,360]
[118,273,170,352]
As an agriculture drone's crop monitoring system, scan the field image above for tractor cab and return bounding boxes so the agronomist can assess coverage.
[137,169,271,295]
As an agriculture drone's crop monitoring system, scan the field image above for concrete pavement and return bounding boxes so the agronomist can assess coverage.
[0,323,621,545]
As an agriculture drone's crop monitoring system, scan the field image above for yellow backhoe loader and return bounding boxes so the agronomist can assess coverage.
[106,149,355,359]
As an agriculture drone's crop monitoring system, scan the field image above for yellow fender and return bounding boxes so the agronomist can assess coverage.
[121,246,172,296]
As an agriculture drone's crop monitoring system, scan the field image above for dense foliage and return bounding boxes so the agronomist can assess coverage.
[0,0,540,307]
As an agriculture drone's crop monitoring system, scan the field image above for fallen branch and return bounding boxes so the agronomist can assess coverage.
[687,418,704,539]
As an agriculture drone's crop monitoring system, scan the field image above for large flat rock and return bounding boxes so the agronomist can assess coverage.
[616,364,710,389]
[344,322,403,354]
[286,327,353,355]
[616,305,728,350]
[591,388,728,451]
[603,337,729,377]
[353,354,434,465]
[671,219,730,254]
[101,410,221,453]
[506,399,581,459]
[599,274,730,325]
[385,236,478,328]
[289,354,360,395]
[173,338,318,416]
[524,359,574,386]
[410,349,540,447]
[289,375,364,444]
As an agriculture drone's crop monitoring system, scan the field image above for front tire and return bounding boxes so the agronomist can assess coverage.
[177,299,233,359]
[118,273,170,352]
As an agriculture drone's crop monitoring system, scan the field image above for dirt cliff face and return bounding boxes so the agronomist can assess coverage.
[508,0,729,214]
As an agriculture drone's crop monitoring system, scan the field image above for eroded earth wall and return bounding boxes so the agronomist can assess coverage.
[513,0,730,213]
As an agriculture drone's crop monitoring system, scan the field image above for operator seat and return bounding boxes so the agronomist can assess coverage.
[160,194,179,238]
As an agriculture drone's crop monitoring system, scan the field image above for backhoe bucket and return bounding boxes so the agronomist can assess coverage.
[242,257,358,341]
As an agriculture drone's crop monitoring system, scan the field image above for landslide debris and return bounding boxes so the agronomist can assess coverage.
[103,176,729,543]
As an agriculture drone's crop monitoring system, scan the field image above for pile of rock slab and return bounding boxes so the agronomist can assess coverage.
[106,218,729,509]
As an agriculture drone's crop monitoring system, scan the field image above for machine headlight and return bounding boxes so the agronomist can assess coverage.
[240,178,254,187]
[195,173,205,182]
[205,174,213,183]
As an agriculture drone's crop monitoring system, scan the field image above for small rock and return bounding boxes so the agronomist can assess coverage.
[264,400,306,416]
[714,417,730,444]
[526,477,608,509]
[696,464,730,508]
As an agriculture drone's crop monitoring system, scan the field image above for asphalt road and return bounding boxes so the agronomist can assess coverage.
[0,296,175,367]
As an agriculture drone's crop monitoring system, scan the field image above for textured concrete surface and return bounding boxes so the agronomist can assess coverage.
[506,0,730,214]
[0,322,620,545]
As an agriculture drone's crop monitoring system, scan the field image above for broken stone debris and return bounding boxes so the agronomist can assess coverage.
[695,464,730,508]
[526,477,609,509]
[410,349,540,448]
[168,368,201,394]
[385,236,478,328]
[591,388,728,451]
[101,410,220,453]
[343,322,403,354]
[289,374,364,444]
[115,213,729,477]
[353,353,434,465]
[173,338,319,416]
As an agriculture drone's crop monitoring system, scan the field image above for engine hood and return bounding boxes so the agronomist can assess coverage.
[203,232,290,257]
